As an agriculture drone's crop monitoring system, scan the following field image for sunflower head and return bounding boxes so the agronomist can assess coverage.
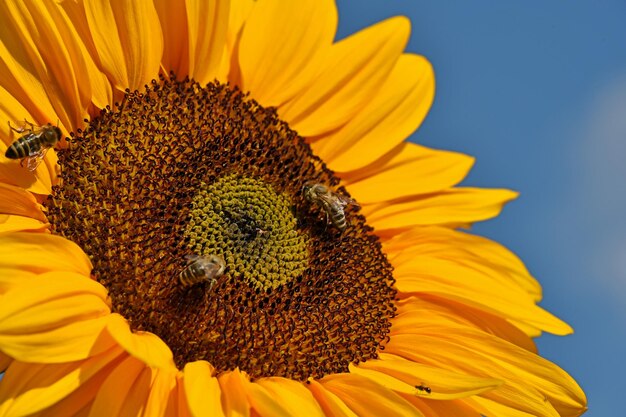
[0,1,586,416]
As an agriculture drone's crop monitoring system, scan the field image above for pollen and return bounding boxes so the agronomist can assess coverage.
[44,76,396,381]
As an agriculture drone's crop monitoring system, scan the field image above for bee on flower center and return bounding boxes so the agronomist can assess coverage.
[179,254,226,290]
[303,183,357,232]
[5,120,62,171]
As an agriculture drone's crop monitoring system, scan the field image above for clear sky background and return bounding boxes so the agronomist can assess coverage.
[337,1,625,415]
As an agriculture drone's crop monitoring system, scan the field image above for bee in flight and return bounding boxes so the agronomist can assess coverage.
[179,254,226,290]
[5,120,62,171]
[303,183,358,232]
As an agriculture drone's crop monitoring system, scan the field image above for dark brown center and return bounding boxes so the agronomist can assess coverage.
[44,76,396,381]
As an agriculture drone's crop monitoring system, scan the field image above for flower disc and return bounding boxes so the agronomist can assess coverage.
[44,77,396,381]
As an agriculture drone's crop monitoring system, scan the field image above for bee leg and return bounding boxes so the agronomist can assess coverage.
[207,278,217,291]
[8,120,24,133]
[24,149,46,171]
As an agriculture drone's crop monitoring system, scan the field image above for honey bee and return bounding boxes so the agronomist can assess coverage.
[303,183,358,231]
[415,383,432,394]
[5,120,62,171]
[179,254,226,289]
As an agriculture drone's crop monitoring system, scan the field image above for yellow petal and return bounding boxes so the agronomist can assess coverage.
[279,16,409,137]
[20,353,123,417]
[394,296,538,353]
[350,353,502,400]
[0,232,92,275]
[0,345,123,416]
[307,380,358,417]
[385,227,542,300]
[106,313,175,369]
[362,187,518,231]
[172,373,194,417]
[390,242,571,335]
[238,0,337,107]
[341,143,474,203]
[312,54,434,172]
[143,368,178,417]
[251,377,325,417]
[0,268,35,295]
[0,182,46,221]
[399,393,483,417]
[217,369,251,417]
[84,0,163,91]
[220,0,256,83]
[0,214,48,233]
[55,0,113,110]
[183,361,224,417]
[88,355,151,417]
[3,2,94,130]
[321,373,423,417]
[0,5,71,133]
[0,351,10,372]
[0,271,113,362]
[156,0,229,84]
[387,330,586,417]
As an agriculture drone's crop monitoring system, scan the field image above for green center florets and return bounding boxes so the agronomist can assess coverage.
[186,175,308,290]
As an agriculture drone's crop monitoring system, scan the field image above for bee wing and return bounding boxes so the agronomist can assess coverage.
[185,254,201,263]
[23,148,49,172]
[335,193,359,209]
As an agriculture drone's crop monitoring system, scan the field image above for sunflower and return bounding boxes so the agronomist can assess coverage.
[0,1,586,416]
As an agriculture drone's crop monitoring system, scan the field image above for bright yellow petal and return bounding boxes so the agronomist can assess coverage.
[143,368,178,417]
[312,54,434,172]
[55,0,113,110]
[385,227,542,300]
[0,345,123,416]
[389,235,571,335]
[88,355,151,417]
[0,268,35,295]
[22,354,123,417]
[386,330,586,417]
[84,0,163,91]
[362,187,518,231]
[307,380,358,417]
[105,313,175,369]
[251,377,325,417]
[341,143,474,203]
[0,271,113,362]
[399,393,483,417]
[156,0,229,84]
[321,373,424,417]
[279,16,409,137]
[0,214,48,233]
[238,0,337,107]
[217,369,251,417]
[0,5,72,133]
[394,296,538,353]
[172,373,194,417]
[350,353,502,400]
[0,232,92,275]
[183,360,225,417]
[220,0,255,83]
[0,351,10,372]
[3,1,94,130]
[0,182,46,220]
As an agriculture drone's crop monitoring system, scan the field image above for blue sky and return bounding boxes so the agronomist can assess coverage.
[337,1,626,415]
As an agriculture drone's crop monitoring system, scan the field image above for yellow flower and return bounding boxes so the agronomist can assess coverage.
[0,1,586,416]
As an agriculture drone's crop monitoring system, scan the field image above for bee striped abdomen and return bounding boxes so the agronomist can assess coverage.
[179,254,226,289]
[328,205,347,231]
[5,136,36,159]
